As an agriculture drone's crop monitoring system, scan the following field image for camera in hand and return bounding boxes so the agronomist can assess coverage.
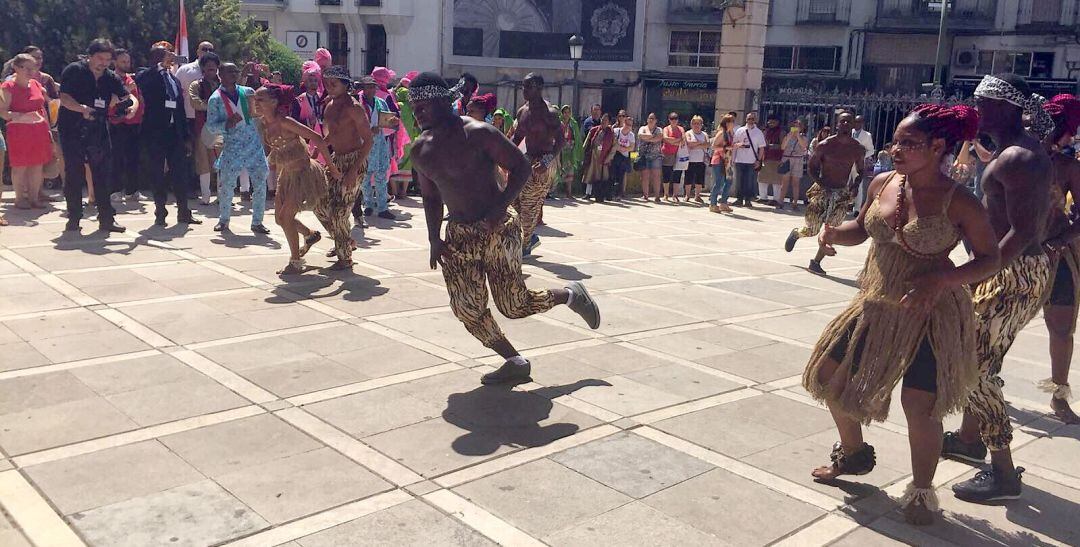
[110,98,134,119]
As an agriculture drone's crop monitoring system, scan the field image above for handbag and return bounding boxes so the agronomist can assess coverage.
[634,155,647,171]
[673,143,690,171]
[777,159,791,175]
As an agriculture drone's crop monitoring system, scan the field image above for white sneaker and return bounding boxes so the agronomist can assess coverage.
[110,192,124,202]
[124,192,141,203]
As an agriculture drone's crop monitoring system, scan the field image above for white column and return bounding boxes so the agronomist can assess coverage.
[714,0,770,120]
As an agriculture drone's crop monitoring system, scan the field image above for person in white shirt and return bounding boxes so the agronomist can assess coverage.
[683,115,709,204]
[174,41,216,195]
[612,115,636,200]
[731,112,766,207]
[851,115,875,208]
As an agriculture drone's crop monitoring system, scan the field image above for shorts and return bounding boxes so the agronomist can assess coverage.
[643,157,662,170]
[662,165,683,185]
[828,324,938,393]
[781,156,805,177]
[1048,256,1076,307]
[684,162,705,185]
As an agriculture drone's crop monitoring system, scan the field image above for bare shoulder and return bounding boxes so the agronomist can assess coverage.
[995,141,1051,182]
[866,170,894,196]
[947,183,983,216]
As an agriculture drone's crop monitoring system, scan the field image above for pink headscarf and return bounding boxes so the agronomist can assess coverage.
[403,70,419,83]
[314,48,332,70]
[301,61,324,94]
[371,66,395,91]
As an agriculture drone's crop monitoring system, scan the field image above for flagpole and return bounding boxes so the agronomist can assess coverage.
[176,0,190,61]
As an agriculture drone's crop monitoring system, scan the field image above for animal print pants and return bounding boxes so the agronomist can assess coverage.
[315,150,365,263]
[795,184,853,238]
[512,167,552,241]
[967,254,1051,450]
[441,209,556,348]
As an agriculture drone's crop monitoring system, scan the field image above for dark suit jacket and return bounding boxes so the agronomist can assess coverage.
[135,66,188,138]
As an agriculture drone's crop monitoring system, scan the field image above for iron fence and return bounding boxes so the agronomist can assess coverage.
[756,88,970,152]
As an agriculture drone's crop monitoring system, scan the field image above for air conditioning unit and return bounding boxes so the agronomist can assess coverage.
[954,49,977,68]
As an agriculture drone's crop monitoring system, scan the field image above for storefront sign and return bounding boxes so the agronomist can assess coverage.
[952,76,1077,97]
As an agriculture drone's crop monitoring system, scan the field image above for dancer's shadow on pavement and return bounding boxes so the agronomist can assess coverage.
[523,257,592,282]
[443,379,611,456]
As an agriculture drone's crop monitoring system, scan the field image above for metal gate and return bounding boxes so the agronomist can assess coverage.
[756,88,969,152]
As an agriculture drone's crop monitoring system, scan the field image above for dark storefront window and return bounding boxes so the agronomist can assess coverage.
[328,23,349,70]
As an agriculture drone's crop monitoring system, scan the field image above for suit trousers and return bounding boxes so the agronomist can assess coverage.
[145,128,191,221]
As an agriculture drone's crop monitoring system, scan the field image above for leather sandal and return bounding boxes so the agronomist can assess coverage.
[811,442,876,481]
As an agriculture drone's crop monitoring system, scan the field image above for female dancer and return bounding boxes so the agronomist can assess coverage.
[252,85,341,274]
[806,104,1000,525]
[1038,94,1080,423]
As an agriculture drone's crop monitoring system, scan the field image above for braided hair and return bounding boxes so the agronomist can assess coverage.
[260,84,295,118]
[1043,94,1080,142]
[908,104,980,149]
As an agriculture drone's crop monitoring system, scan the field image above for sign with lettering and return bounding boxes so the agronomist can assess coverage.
[286,31,319,57]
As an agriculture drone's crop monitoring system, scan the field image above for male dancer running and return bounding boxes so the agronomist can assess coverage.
[319,66,374,269]
[944,74,1054,502]
[784,111,865,275]
[1037,94,1080,423]
[511,73,564,257]
[409,72,599,385]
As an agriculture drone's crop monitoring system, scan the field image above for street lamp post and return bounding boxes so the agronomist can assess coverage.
[569,34,584,118]
[931,0,950,102]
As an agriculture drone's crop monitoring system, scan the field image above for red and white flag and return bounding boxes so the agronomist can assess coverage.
[175,0,190,60]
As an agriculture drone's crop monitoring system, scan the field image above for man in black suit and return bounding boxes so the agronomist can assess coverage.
[135,45,201,226]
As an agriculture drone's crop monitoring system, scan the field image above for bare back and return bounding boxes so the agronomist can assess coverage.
[324,95,371,155]
[413,116,527,222]
[514,100,561,157]
[1045,152,1080,240]
[812,135,865,189]
[981,135,1051,255]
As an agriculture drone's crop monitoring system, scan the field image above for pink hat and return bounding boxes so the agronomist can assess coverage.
[404,70,419,82]
[314,48,332,68]
[371,66,395,89]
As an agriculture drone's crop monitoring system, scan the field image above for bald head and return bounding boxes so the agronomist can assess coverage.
[196,42,215,59]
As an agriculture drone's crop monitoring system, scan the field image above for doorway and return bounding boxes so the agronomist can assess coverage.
[327,23,349,70]
[365,24,387,74]
[601,87,627,118]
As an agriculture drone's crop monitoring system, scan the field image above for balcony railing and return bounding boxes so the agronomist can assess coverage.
[667,0,726,25]
[796,0,851,24]
[876,0,997,30]
[1017,0,1077,30]
[318,0,342,5]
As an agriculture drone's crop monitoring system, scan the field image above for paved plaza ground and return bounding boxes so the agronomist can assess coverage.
[0,193,1078,546]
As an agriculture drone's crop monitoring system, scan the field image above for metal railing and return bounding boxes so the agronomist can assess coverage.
[796,0,852,24]
[1017,0,1077,28]
[756,88,969,153]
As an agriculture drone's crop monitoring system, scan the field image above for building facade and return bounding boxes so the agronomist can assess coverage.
[763,0,1080,97]
[240,0,440,77]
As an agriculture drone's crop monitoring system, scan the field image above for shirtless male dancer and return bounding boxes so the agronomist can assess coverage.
[320,66,374,269]
[943,74,1054,502]
[409,72,600,385]
[1037,94,1080,423]
[784,111,866,275]
[512,73,564,257]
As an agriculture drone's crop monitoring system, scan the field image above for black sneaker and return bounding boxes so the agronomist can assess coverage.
[213,222,228,232]
[481,360,532,385]
[377,210,395,220]
[808,259,826,275]
[100,221,127,233]
[364,207,374,217]
[567,281,600,329]
[784,229,799,252]
[251,224,271,235]
[952,467,1024,503]
[941,431,987,464]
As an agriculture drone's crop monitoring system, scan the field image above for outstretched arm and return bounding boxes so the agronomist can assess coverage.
[281,117,339,178]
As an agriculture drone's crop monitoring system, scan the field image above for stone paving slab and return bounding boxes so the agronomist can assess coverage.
[1,194,1078,546]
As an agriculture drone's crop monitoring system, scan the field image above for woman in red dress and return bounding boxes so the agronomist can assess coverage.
[0,53,53,209]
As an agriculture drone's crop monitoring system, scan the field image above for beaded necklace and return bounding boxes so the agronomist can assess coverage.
[892,175,951,260]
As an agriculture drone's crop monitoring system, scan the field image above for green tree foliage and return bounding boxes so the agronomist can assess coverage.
[265,39,303,85]
[0,0,294,78]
